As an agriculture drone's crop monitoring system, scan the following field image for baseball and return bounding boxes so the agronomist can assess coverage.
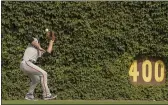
[45,28,49,32]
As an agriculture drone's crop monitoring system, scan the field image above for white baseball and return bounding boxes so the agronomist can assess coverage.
[45,28,49,32]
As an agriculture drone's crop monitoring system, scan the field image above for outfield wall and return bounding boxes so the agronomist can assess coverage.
[2,1,168,100]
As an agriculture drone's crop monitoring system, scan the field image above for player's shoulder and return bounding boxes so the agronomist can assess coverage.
[33,37,38,42]
[27,35,39,43]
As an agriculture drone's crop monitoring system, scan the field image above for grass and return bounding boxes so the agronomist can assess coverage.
[2,100,168,104]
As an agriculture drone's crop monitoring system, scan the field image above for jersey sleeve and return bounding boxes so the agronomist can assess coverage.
[36,51,52,64]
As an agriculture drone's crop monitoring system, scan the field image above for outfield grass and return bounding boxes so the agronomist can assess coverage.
[2,100,168,104]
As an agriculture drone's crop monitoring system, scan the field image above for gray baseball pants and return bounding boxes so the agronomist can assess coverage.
[20,60,51,97]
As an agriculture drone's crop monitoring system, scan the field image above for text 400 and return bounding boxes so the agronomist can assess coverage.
[129,60,165,82]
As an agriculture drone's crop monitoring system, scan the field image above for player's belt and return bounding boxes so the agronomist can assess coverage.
[28,59,36,64]
[22,59,36,64]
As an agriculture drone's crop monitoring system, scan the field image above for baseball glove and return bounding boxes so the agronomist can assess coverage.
[46,31,56,41]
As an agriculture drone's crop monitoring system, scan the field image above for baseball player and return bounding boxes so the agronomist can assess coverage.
[20,30,57,100]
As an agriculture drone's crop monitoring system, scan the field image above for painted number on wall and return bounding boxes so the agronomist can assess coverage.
[129,59,166,85]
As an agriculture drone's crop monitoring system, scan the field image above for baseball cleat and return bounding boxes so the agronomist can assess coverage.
[43,94,57,100]
[25,93,35,100]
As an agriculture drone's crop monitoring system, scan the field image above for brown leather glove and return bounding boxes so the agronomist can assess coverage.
[46,31,56,42]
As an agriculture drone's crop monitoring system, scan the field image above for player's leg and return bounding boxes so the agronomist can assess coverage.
[24,61,56,100]
[28,75,40,94]
[25,74,40,100]
[20,63,40,100]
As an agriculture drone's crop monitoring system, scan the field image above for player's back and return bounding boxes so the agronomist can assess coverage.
[23,44,39,62]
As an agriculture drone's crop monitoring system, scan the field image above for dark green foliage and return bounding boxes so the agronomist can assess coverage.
[2,1,168,100]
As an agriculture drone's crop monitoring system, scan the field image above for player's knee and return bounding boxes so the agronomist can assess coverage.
[31,79,40,84]
[43,71,47,77]
[34,77,40,83]
[36,77,40,83]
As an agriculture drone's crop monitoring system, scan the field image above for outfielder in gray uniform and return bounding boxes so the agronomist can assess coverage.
[20,31,56,100]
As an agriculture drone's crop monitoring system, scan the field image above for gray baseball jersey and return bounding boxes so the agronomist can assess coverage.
[20,37,51,97]
[22,38,43,62]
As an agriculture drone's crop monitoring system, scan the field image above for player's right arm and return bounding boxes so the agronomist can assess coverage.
[28,36,45,52]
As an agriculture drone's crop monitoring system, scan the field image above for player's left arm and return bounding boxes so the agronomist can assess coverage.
[42,31,56,57]
[42,40,54,57]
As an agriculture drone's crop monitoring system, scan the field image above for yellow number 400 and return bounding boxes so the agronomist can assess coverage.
[129,60,165,83]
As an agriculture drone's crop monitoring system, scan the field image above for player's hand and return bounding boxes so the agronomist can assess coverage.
[39,47,46,52]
